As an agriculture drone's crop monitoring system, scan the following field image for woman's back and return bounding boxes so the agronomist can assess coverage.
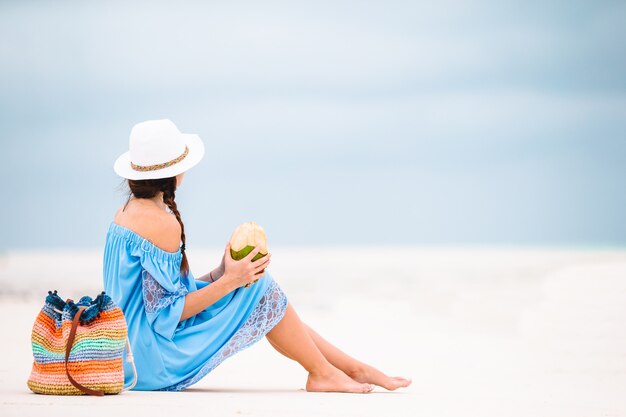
[113,199,182,253]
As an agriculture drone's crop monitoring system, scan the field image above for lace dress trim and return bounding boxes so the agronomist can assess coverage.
[160,278,289,391]
[142,270,189,314]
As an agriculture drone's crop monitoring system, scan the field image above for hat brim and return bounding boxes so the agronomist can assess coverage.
[113,133,205,180]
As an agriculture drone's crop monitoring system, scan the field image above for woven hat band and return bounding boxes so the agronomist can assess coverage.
[130,145,189,172]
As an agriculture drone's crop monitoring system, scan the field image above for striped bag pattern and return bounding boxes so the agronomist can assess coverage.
[27,290,137,396]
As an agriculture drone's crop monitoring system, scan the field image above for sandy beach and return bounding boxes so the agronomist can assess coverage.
[1,246,625,417]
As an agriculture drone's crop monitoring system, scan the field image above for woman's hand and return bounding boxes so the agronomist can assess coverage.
[222,242,271,290]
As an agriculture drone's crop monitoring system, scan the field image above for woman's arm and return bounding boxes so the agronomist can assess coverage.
[180,274,236,321]
[182,243,270,321]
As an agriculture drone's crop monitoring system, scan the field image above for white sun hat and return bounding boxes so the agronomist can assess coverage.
[113,119,205,180]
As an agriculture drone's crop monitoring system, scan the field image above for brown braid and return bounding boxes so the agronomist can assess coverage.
[125,176,189,277]
[161,178,189,276]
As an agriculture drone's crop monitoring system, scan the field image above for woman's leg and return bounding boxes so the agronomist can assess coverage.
[301,323,412,390]
[267,323,411,391]
[265,302,374,393]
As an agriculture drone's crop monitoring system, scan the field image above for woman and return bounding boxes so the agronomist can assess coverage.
[103,119,412,393]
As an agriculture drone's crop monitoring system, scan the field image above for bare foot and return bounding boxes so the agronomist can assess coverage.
[306,366,375,394]
[348,363,412,391]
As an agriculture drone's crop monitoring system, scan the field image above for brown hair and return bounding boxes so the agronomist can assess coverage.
[123,176,189,277]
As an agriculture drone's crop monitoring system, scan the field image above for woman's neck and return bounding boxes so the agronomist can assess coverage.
[132,194,167,211]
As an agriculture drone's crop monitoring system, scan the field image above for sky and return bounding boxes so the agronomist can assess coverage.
[1,0,625,250]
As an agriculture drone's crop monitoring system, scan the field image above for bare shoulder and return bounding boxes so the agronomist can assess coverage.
[114,201,182,253]
[147,212,182,253]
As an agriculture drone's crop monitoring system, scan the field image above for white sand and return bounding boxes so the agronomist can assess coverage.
[1,247,625,417]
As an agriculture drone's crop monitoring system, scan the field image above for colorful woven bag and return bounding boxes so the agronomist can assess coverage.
[27,290,137,396]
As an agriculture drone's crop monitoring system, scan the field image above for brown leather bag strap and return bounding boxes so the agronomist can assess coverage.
[65,305,105,396]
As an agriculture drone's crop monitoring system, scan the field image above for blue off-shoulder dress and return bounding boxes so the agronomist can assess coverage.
[102,222,289,391]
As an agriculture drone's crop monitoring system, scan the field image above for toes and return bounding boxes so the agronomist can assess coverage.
[359,383,373,393]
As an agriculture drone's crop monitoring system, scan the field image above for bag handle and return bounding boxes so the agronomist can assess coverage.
[123,337,138,391]
[65,304,138,395]
[65,306,105,396]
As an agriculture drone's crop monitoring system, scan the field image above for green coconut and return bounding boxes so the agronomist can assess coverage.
[229,221,268,286]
